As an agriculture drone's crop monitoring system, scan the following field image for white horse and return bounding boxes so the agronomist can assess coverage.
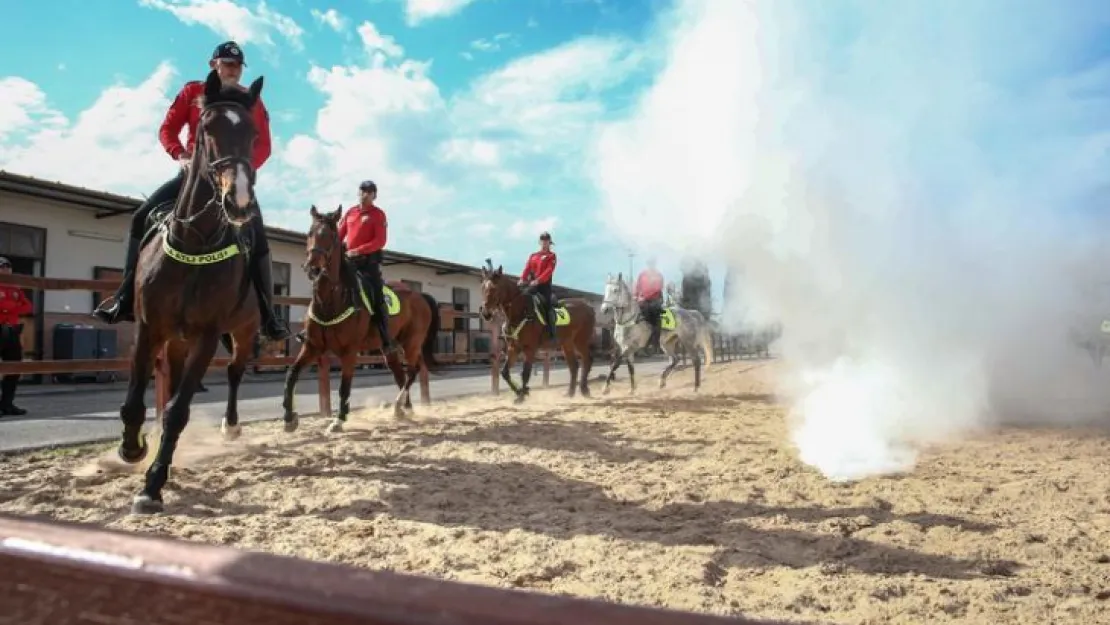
[599,272,715,393]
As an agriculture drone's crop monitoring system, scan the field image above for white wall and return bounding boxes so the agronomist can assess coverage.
[0,193,481,328]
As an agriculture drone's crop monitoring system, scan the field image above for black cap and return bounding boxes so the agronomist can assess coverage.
[212,41,246,66]
[359,180,377,192]
[539,231,553,243]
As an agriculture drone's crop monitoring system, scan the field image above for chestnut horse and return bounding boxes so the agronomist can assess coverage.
[479,264,596,403]
[282,205,441,433]
[114,70,266,515]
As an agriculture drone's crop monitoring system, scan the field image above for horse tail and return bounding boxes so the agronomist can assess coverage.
[418,292,443,371]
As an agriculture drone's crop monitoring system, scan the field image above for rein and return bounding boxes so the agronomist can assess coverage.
[305,223,356,326]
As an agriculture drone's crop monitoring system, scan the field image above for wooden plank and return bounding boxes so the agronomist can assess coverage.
[0,514,808,625]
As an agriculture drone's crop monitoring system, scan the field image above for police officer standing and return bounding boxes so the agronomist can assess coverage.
[0,257,32,416]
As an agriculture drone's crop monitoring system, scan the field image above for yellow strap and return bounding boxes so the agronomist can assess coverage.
[308,305,357,326]
[162,236,241,265]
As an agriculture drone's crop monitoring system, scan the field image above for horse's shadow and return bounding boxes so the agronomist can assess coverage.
[310,456,1014,580]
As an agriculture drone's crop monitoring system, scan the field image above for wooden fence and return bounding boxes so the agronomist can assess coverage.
[0,274,763,419]
[0,513,815,625]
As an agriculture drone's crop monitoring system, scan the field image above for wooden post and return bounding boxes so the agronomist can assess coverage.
[418,361,430,405]
[316,356,332,418]
[489,323,500,395]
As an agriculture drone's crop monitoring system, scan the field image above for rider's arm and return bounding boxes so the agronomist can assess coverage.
[520,256,534,283]
[159,84,193,160]
[349,209,387,256]
[251,97,273,170]
[337,209,349,245]
[535,253,556,284]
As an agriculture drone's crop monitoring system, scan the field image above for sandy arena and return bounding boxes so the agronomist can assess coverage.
[1,360,1108,625]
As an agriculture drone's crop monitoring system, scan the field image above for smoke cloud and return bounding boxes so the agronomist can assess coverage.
[592,0,1110,481]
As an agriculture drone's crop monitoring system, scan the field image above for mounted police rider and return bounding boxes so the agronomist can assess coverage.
[519,232,558,340]
[92,41,290,342]
[337,180,396,354]
[635,257,665,351]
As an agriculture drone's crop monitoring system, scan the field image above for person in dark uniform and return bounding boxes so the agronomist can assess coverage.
[0,257,32,416]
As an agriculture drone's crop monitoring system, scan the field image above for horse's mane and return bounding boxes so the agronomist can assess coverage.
[194,85,257,111]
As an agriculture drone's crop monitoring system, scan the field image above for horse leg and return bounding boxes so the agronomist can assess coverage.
[562,343,578,398]
[515,348,535,405]
[602,348,624,395]
[395,344,421,418]
[221,326,254,441]
[500,345,521,397]
[117,322,160,465]
[132,331,220,515]
[659,344,681,389]
[625,350,637,395]
[327,349,358,434]
[691,342,702,391]
[282,340,318,433]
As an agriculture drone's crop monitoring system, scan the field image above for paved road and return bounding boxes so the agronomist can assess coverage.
[0,359,671,453]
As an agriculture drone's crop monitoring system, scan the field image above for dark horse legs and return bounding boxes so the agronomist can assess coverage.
[282,341,321,433]
[117,323,159,464]
[132,332,221,514]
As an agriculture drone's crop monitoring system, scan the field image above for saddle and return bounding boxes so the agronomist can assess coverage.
[143,200,255,263]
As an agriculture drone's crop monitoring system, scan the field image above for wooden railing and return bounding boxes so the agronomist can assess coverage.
[0,513,816,625]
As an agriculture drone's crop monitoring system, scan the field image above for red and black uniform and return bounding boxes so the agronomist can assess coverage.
[339,202,393,348]
[0,265,32,415]
[520,247,558,339]
[635,267,666,351]
[94,40,289,342]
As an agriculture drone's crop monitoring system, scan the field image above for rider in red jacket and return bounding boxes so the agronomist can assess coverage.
[634,258,665,351]
[339,180,395,353]
[93,41,289,342]
[0,257,31,416]
[519,232,558,340]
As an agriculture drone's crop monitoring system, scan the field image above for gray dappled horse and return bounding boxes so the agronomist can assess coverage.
[599,272,715,393]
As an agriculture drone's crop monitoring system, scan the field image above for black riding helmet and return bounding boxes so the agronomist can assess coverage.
[539,231,553,244]
[359,180,377,193]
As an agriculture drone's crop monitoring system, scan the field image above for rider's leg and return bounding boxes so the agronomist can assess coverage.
[93,172,184,323]
[360,258,395,352]
[248,210,292,342]
[537,283,557,340]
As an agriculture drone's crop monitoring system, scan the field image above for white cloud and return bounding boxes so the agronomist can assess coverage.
[0,63,181,195]
[508,217,557,240]
[310,8,347,34]
[357,21,404,60]
[470,32,513,53]
[138,0,304,50]
[403,0,477,25]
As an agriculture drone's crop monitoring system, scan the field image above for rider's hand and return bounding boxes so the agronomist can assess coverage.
[529,279,538,287]
[177,153,191,169]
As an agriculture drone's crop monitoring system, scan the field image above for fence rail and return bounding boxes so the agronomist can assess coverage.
[0,274,765,420]
[0,513,810,625]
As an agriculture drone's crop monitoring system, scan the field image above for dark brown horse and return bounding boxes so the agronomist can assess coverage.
[478,264,596,403]
[114,70,266,515]
[282,205,441,432]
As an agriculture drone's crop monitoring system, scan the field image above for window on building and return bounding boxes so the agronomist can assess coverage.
[401,279,422,292]
[452,287,469,332]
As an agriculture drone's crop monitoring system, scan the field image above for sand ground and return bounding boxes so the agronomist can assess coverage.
[1,360,1108,625]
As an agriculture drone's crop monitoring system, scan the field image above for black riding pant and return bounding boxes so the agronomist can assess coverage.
[640,296,663,324]
[348,254,385,309]
[130,170,184,241]
[0,324,23,406]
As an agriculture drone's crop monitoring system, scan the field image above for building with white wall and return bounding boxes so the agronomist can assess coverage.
[0,171,605,382]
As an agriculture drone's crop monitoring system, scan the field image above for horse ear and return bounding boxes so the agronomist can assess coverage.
[310,204,320,219]
[329,206,343,222]
[496,265,503,276]
[248,75,264,103]
[204,69,222,102]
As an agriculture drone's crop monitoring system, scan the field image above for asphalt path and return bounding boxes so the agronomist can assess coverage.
[0,359,671,453]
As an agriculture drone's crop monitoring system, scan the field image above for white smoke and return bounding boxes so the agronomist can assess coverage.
[592,0,1110,481]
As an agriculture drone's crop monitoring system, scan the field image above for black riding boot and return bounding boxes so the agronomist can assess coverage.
[252,251,291,342]
[93,235,142,324]
[372,289,395,353]
[545,305,558,340]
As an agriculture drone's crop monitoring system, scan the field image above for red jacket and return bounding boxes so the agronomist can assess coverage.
[635,268,664,301]
[0,284,32,326]
[521,250,557,285]
[339,204,388,257]
[159,81,272,170]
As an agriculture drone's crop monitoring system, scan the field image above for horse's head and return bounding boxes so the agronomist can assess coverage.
[195,69,264,225]
[478,264,514,322]
[304,204,343,282]
[600,272,630,317]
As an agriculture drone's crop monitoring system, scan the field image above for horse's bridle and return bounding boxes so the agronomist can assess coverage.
[603,279,639,326]
[305,222,341,284]
[173,101,258,231]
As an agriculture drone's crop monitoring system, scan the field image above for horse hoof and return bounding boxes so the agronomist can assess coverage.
[580,388,591,398]
[117,434,148,465]
[283,416,299,433]
[602,385,611,396]
[130,494,164,515]
[513,394,526,405]
[393,405,406,419]
[221,421,242,441]
[325,419,344,434]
